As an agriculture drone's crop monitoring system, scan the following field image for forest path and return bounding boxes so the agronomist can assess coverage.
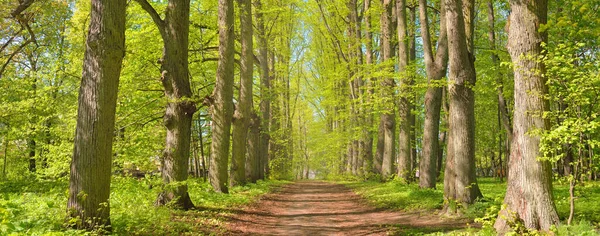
[226,181,470,235]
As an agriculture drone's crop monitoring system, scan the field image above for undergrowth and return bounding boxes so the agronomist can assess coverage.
[0,176,286,235]
[341,177,600,235]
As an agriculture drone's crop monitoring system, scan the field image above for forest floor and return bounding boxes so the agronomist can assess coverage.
[226,181,472,235]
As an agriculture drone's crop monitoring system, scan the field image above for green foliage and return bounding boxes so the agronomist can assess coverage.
[0,176,286,235]
[540,42,600,164]
[342,178,600,234]
[342,179,444,211]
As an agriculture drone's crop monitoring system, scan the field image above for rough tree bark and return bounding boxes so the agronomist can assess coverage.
[419,0,448,189]
[347,0,364,175]
[494,0,560,233]
[210,0,235,193]
[408,6,418,180]
[379,0,396,179]
[231,0,253,187]
[134,0,195,208]
[362,0,375,175]
[396,0,411,182]
[443,0,482,209]
[67,0,126,229]
[255,0,270,180]
[246,113,260,182]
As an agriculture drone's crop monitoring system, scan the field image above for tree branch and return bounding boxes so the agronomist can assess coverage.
[10,0,35,18]
[133,0,166,37]
[0,27,24,53]
[0,38,34,78]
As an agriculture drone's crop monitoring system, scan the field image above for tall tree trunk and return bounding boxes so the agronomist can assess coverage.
[443,0,482,209]
[255,0,270,180]
[362,0,375,176]
[135,0,195,208]
[28,73,37,173]
[419,0,448,189]
[198,117,207,181]
[347,0,363,176]
[231,0,254,187]
[408,6,418,180]
[437,88,449,179]
[396,0,411,182]
[266,50,276,178]
[246,113,260,182]
[67,0,126,229]
[2,139,8,179]
[487,0,512,146]
[380,0,396,179]
[210,0,235,193]
[494,0,559,232]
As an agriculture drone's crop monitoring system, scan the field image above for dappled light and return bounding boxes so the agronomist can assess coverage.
[0,0,599,234]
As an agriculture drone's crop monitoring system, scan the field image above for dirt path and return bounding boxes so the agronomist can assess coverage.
[226,181,470,235]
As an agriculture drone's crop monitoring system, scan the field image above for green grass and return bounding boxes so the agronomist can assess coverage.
[341,177,600,235]
[0,176,287,235]
[342,179,444,211]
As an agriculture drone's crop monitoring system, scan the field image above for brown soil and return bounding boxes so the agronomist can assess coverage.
[226,181,471,235]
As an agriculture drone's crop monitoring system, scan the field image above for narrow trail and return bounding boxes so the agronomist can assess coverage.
[226,181,470,235]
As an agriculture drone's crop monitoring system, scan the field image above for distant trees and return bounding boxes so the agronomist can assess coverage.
[67,0,126,229]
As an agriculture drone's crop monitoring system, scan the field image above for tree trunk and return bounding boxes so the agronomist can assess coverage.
[487,0,513,146]
[255,0,270,180]
[374,118,384,175]
[28,72,37,173]
[419,0,448,189]
[28,139,36,173]
[408,6,418,181]
[135,0,195,208]
[362,0,375,176]
[231,0,254,187]
[67,0,126,229]
[494,0,559,232]
[198,117,207,181]
[380,0,396,179]
[246,113,260,183]
[2,139,8,179]
[437,88,449,179]
[396,0,411,182]
[210,0,235,193]
[443,0,482,209]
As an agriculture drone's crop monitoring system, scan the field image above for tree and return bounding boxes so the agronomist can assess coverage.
[362,0,375,176]
[246,113,261,182]
[255,0,270,180]
[134,0,195,209]
[443,0,482,209]
[67,0,126,229]
[210,0,235,193]
[418,0,448,189]
[494,0,560,232]
[230,0,254,187]
[378,0,396,179]
[396,0,412,181]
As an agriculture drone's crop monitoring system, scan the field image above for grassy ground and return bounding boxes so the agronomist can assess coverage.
[341,177,600,235]
[0,176,287,235]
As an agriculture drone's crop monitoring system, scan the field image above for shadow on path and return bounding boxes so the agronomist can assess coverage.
[226,181,471,235]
